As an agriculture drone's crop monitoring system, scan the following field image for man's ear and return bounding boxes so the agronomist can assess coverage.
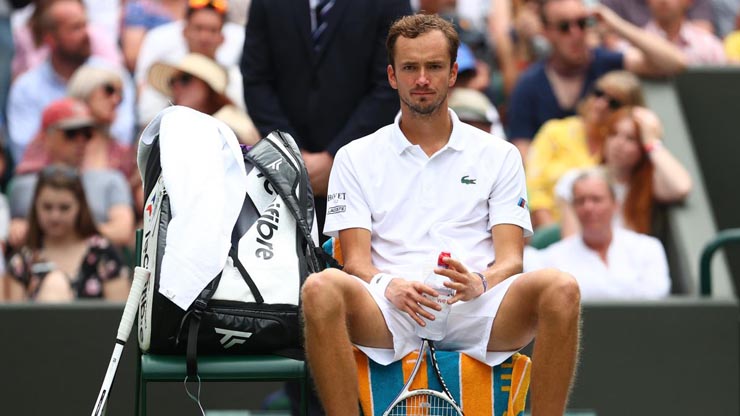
[449,61,458,87]
[43,32,56,49]
[387,64,398,90]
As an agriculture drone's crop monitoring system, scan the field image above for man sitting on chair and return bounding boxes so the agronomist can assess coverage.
[301,14,581,416]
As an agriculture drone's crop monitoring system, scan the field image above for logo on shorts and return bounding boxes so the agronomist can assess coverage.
[461,175,477,185]
[517,197,527,209]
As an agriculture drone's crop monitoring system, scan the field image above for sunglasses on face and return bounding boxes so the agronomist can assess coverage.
[592,87,623,110]
[62,126,94,141]
[168,72,194,89]
[188,0,227,14]
[102,83,121,97]
[553,17,590,34]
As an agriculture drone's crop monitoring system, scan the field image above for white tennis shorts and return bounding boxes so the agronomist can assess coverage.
[354,273,523,366]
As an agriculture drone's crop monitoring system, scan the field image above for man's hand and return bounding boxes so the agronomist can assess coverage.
[435,257,486,303]
[301,150,333,197]
[385,277,441,326]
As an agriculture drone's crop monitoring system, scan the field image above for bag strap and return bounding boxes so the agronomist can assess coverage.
[228,246,264,304]
[244,132,323,274]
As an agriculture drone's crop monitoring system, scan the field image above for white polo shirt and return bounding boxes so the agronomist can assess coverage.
[325,110,532,280]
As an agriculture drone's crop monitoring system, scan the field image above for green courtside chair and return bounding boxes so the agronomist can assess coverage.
[133,230,309,415]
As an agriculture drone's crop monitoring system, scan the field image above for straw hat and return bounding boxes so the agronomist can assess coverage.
[213,104,261,145]
[148,53,230,101]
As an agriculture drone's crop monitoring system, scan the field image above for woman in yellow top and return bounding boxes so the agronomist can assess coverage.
[525,70,645,229]
[724,15,740,62]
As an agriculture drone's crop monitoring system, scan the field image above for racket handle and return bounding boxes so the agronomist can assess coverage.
[90,266,149,416]
[117,267,149,341]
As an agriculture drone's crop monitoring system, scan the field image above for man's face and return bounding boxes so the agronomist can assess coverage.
[542,0,590,67]
[647,0,690,25]
[572,176,617,234]
[183,9,225,58]
[387,30,458,118]
[48,1,91,64]
[46,125,93,167]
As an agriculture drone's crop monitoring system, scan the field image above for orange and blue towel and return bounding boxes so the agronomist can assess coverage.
[354,348,531,416]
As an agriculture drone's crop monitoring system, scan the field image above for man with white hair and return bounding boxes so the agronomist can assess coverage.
[533,168,671,299]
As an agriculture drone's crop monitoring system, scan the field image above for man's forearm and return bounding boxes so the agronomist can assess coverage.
[480,258,524,289]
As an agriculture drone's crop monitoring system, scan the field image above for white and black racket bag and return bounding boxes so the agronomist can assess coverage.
[137,127,328,376]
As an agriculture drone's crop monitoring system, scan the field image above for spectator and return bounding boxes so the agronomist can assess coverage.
[2,0,30,129]
[121,0,187,73]
[601,0,715,32]
[241,0,412,242]
[65,65,134,174]
[7,98,134,248]
[713,0,740,37]
[448,87,506,137]
[506,0,687,158]
[302,14,580,415]
[724,14,740,61]
[11,0,122,79]
[6,0,136,163]
[148,53,260,144]
[530,168,671,299]
[644,0,727,64]
[3,164,130,302]
[526,70,645,229]
[489,0,550,96]
[135,0,245,127]
[556,106,692,237]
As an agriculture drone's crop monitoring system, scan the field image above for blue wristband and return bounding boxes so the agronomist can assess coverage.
[473,272,487,293]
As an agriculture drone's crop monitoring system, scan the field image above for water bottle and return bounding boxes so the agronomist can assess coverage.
[415,252,456,341]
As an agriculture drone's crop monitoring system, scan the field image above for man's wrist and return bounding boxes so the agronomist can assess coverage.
[371,272,394,297]
[473,272,488,295]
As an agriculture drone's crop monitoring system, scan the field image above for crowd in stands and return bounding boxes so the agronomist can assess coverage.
[0,0,737,303]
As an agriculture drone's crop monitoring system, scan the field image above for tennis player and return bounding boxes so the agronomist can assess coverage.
[301,14,581,416]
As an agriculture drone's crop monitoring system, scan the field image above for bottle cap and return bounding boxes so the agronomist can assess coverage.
[438,252,451,267]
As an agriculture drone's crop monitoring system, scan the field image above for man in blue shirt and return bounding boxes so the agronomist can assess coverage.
[6,0,135,163]
[507,0,687,159]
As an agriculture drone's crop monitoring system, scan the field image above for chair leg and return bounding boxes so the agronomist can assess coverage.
[301,365,308,416]
[135,354,141,416]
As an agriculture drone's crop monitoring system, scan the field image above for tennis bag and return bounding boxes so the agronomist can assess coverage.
[137,128,325,375]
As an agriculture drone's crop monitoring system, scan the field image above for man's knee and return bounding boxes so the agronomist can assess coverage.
[301,269,349,318]
[539,268,581,315]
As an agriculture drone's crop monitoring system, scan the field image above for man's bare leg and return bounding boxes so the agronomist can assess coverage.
[488,268,581,416]
[301,268,393,415]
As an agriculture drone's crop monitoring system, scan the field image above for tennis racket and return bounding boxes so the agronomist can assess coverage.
[383,339,464,416]
[90,266,150,416]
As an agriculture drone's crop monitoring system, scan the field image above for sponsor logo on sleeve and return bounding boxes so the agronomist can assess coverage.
[517,197,527,209]
[327,205,346,215]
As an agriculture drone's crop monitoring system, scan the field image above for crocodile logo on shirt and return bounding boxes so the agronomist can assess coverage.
[461,175,477,185]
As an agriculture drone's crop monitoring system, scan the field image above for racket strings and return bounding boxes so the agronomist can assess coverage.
[388,392,461,415]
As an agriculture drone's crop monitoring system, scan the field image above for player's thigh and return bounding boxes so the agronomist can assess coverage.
[305,268,394,349]
[488,268,568,351]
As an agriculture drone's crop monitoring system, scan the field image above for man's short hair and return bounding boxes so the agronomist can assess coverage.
[572,167,617,201]
[386,14,460,68]
[538,0,581,25]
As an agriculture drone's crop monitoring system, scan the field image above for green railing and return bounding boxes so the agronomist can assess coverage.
[699,228,740,295]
